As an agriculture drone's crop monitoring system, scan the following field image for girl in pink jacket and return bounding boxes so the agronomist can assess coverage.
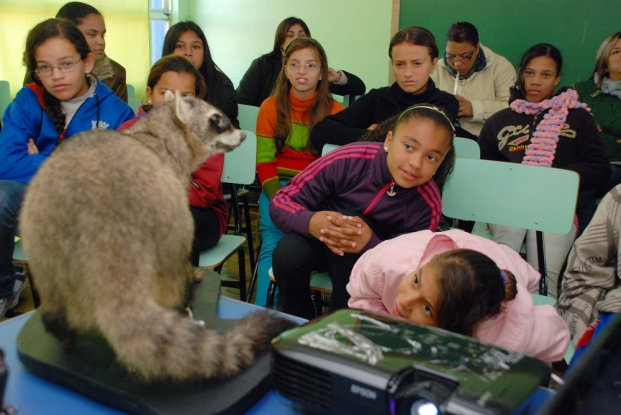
[347,229,570,362]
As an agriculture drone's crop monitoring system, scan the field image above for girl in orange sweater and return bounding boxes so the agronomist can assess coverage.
[255,37,344,306]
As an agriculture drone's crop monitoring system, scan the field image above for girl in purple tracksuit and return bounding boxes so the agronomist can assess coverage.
[269,104,455,319]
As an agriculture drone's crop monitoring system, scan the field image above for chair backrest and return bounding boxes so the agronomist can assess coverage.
[442,158,579,234]
[126,84,136,99]
[238,104,260,132]
[0,80,10,119]
[221,130,257,185]
[453,137,480,159]
[128,98,141,115]
[321,143,340,156]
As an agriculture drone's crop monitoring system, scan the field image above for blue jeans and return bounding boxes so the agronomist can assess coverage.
[0,180,26,297]
[255,188,284,308]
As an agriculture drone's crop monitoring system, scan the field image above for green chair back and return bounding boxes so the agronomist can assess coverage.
[128,98,141,116]
[238,104,260,133]
[126,84,135,99]
[221,130,256,185]
[0,80,10,119]
[443,158,578,234]
[321,144,340,156]
[453,137,480,159]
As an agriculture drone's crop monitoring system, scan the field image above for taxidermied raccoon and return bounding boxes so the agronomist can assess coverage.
[19,91,296,381]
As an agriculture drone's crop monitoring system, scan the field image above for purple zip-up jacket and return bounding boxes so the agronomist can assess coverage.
[269,142,442,252]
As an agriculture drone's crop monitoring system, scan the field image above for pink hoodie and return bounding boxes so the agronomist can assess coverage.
[347,229,569,362]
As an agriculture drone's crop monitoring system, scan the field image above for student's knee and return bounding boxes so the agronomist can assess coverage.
[0,180,26,225]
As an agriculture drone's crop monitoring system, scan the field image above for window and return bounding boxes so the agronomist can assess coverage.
[150,0,171,65]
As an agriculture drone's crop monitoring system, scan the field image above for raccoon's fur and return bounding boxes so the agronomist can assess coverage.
[19,91,297,381]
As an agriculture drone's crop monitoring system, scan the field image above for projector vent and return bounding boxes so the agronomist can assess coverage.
[273,352,333,411]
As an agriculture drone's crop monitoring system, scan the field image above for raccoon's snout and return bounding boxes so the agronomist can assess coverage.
[209,113,231,134]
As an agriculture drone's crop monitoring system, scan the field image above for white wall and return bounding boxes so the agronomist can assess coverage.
[179,0,392,92]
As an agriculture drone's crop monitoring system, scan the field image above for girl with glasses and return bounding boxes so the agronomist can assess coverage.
[0,18,134,319]
[310,26,460,152]
[431,22,516,136]
[23,2,128,103]
[254,37,345,307]
[478,43,611,299]
[236,16,366,107]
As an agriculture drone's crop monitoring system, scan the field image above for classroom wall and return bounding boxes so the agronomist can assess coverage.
[0,0,149,101]
[400,0,620,86]
[180,0,393,92]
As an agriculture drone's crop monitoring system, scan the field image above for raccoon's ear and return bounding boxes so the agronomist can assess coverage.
[173,90,192,125]
[164,90,175,102]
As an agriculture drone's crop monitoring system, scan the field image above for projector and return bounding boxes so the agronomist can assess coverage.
[271,309,551,415]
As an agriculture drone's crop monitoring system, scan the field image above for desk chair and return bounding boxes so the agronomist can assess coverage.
[126,84,135,99]
[237,104,260,132]
[442,158,579,296]
[199,131,257,301]
[0,80,10,119]
[128,98,141,115]
[342,95,359,107]
[453,137,480,159]
[13,239,40,308]
[266,267,332,314]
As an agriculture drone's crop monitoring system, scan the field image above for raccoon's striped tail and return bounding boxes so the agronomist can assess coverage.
[96,299,298,381]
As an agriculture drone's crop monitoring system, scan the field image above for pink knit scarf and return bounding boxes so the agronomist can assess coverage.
[510,89,588,167]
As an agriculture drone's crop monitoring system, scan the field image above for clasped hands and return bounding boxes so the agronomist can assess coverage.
[308,211,373,256]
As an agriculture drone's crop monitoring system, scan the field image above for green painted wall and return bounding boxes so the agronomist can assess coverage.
[185,0,393,92]
[400,0,619,86]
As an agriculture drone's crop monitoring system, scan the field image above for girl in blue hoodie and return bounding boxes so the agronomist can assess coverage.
[0,18,133,318]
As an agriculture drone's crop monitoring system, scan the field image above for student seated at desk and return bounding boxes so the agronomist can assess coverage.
[23,1,129,103]
[162,21,239,128]
[254,37,345,307]
[478,43,611,298]
[310,26,460,153]
[558,184,621,344]
[347,229,570,363]
[270,104,455,320]
[431,21,516,137]
[118,55,227,268]
[236,16,365,107]
[0,18,134,319]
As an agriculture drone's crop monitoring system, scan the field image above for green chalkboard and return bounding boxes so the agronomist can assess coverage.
[400,0,619,86]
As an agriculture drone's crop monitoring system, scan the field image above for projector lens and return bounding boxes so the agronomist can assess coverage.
[410,399,438,415]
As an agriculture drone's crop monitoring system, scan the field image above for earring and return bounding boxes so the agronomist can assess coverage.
[148,100,151,104]
[384,146,388,151]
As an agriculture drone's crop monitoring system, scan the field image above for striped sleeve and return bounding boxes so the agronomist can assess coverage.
[255,97,281,198]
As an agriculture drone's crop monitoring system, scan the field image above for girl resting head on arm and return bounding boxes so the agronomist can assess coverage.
[347,229,571,362]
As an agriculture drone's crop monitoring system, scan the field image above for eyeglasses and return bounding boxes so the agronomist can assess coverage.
[35,59,82,77]
[444,50,475,64]
[285,62,319,71]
